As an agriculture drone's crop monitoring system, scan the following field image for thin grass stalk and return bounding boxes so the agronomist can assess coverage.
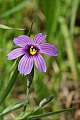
[59,17,79,88]
[27,107,77,120]
[0,0,30,18]
[70,0,80,35]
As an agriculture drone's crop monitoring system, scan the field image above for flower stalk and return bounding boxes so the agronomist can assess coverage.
[23,66,34,111]
[23,20,34,112]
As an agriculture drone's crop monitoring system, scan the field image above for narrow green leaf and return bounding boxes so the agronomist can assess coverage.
[0,101,23,116]
[70,0,80,35]
[0,0,30,18]
[27,107,77,120]
[0,24,12,29]
[59,17,79,87]
[0,59,19,105]
[0,24,25,30]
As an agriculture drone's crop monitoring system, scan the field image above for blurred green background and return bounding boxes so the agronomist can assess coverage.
[0,0,80,120]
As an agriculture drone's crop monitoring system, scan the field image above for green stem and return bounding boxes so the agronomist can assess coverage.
[27,19,34,37]
[23,66,34,112]
[23,81,30,112]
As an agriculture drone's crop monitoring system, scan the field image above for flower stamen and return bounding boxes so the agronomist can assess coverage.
[29,46,37,55]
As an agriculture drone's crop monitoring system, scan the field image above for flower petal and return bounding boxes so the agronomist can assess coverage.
[18,54,33,75]
[7,48,24,60]
[39,43,58,56]
[34,54,46,73]
[33,33,46,44]
[13,35,31,47]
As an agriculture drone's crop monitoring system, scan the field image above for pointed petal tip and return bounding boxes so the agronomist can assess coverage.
[56,52,58,56]
[7,55,14,60]
[54,49,58,56]
[39,43,58,56]
[7,57,11,60]
[36,33,47,38]
[7,48,24,60]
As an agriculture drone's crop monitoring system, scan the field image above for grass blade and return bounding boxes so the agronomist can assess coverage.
[0,59,19,105]
[0,0,30,18]
[27,107,77,120]
[70,0,80,35]
[0,24,25,30]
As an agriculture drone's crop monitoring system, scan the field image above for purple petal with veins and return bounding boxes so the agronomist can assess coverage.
[33,33,46,44]
[18,54,33,75]
[7,48,24,60]
[34,54,46,73]
[13,35,31,47]
[39,43,58,56]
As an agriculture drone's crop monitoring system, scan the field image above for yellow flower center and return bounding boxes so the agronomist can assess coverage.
[29,46,37,55]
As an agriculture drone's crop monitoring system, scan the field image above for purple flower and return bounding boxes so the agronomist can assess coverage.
[7,33,58,75]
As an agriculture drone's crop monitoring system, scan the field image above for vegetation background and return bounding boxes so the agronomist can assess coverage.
[0,0,80,120]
